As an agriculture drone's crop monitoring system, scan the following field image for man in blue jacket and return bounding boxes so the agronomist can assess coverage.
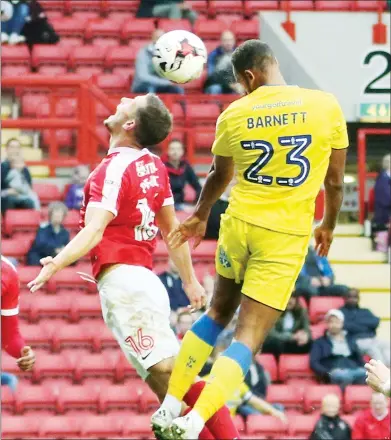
[310,309,366,390]
[340,288,390,366]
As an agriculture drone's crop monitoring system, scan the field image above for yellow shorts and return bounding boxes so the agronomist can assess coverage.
[215,214,311,311]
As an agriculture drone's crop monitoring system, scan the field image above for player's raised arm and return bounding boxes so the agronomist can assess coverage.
[156,204,206,311]
[28,207,114,292]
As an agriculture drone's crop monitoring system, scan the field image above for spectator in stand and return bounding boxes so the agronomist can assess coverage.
[1,372,18,393]
[310,394,351,440]
[132,29,184,95]
[352,392,390,440]
[65,165,90,211]
[204,179,235,240]
[27,202,70,266]
[136,0,197,26]
[263,291,312,356]
[1,138,40,215]
[204,30,243,95]
[176,310,194,341]
[340,288,390,367]
[1,0,29,44]
[310,309,366,390]
[295,244,349,301]
[158,258,190,311]
[164,139,201,210]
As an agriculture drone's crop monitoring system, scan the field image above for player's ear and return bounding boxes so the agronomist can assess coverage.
[244,69,255,82]
[122,120,135,132]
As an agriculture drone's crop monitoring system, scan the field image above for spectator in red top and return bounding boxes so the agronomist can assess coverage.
[352,392,390,440]
[1,255,35,371]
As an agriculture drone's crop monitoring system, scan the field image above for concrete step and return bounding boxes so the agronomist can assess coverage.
[333,264,390,289]
[377,320,390,341]
[334,224,363,237]
[328,237,386,263]
[360,292,391,319]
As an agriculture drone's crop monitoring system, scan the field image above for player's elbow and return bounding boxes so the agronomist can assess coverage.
[324,178,344,192]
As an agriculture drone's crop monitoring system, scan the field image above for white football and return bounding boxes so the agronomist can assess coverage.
[1,1,14,22]
[152,30,207,84]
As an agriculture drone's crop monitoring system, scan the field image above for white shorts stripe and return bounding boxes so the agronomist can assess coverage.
[1,307,19,316]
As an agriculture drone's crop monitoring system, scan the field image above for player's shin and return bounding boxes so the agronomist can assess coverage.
[193,341,252,422]
[164,315,224,408]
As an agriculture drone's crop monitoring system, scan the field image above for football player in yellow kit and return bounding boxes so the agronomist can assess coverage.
[152,39,349,439]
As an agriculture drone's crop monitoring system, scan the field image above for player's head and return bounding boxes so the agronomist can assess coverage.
[167,139,185,163]
[220,30,235,52]
[231,40,278,94]
[371,392,388,417]
[344,288,359,308]
[321,394,341,417]
[104,94,173,148]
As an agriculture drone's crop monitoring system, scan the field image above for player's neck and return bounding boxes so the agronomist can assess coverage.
[264,68,286,87]
[109,134,142,151]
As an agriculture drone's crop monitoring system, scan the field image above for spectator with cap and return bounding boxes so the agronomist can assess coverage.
[310,394,352,440]
[352,392,390,440]
[340,288,390,367]
[310,309,366,389]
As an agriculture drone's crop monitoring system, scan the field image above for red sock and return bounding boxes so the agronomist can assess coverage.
[183,407,214,440]
[183,381,240,440]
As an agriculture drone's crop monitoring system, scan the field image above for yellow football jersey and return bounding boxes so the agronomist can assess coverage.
[212,86,349,236]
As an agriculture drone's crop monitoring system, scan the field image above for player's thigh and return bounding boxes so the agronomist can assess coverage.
[243,227,311,311]
[215,214,249,284]
[98,265,179,381]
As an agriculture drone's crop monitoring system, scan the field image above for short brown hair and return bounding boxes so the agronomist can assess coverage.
[134,94,173,147]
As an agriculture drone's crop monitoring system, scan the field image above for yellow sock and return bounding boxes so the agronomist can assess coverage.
[167,330,214,401]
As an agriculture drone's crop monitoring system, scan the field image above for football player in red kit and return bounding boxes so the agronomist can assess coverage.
[28,94,240,440]
[1,255,35,371]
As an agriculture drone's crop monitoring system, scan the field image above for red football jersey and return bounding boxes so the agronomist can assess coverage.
[1,255,20,316]
[80,147,174,278]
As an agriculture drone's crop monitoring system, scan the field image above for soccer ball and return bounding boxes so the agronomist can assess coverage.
[1,1,13,22]
[152,30,207,84]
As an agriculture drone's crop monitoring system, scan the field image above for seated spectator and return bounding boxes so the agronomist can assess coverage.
[1,138,40,214]
[340,288,390,367]
[132,29,184,95]
[1,0,29,44]
[373,153,391,230]
[22,0,59,48]
[204,30,243,95]
[65,165,90,210]
[27,201,70,266]
[1,372,18,393]
[310,309,366,389]
[175,310,194,341]
[204,179,235,240]
[164,139,201,210]
[295,245,349,301]
[310,394,351,440]
[352,392,390,440]
[263,291,312,356]
[158,258,190,311]
[136,0,197,25]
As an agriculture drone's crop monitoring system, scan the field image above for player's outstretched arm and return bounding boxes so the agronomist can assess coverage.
[314,148,347,257]
[365,359,391,397]
[157,204,206,310]
[28,207,114,292]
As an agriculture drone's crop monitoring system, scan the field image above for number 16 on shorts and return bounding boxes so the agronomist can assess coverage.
[125,328,155,358]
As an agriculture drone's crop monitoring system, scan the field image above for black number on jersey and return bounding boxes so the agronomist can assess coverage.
[363,50,391,94]
[241,135,312,187]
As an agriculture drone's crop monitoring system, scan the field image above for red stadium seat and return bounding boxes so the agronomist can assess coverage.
[234,415,246,433]
[1,387,15,413]
[58,36,84,47]
[184,184,197,203]
[33,183,61,205]
[182,71,207,93]
[289,414,318,437]
[158,18,192,32]
[172,103,186,124]
[4,209,41,236]
[21,93,49,117]
[74,66,104,78]
[2,65,30,77]
[309,297,345,324]
[304,385,342,413]
[194,19,230,40]
[355,0,387,11]
[85,19,122,40]
[74,351,120,382]
[95,73,129,93]
[247,415,288,437]
[256,353,278,382]
[281,0,315,10]
[98,384,140,413]
[194,130,215,150]
[91,37,120,48]
[121,18,156,40]
[216,13,243,27]
[1,45,30,66]
[52,323,93,352]
[18,291,35,320]
[344,385,372,413]
[84,320,117,351]
[57,384,100,413]
[342,413,357,427]
[80,414,124,437]
[37,65,68,75]
[33,351,76,382]
[70,45,107,69]
[209,0,244,15]
[107,12,135,23]
[230,19,259,40]
[39,0,67,12]
[68,0,102,12]
[244,0,279,16]
[30,293,71,322]
[103,0,139,12]
[138,382,160,412]
[310,323,327,340]
[104,45,138,69]
[63,209,80,231]
[1,237,34,261]
[50,17,87,38]
[14,384,57,414]
[42,128,74,148]
[39,415,82,438]
[279,354,315,381]
[112,66,134,82]
[1,416,40,439]
[267,384,304,411]
[18,322,53,350]
[187,103,221,124]
[31,44,69,69]
[47,267,87,293]
[72,11,100,22]
[123,414,153,437]
[70,294,101,322]
[315,0,354,10]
